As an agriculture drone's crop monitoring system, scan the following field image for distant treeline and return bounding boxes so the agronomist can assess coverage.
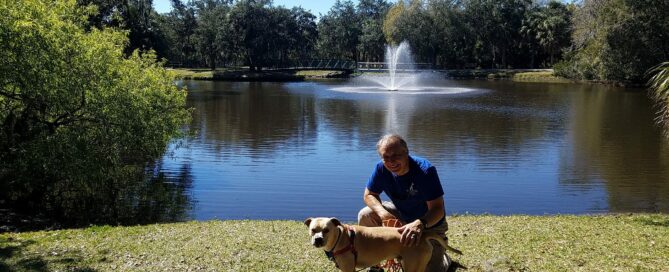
[78,0,668,83]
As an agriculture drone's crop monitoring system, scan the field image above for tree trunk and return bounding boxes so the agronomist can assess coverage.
[209,53,216,71]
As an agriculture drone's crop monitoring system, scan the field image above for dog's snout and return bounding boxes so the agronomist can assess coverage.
[314,237,324,247]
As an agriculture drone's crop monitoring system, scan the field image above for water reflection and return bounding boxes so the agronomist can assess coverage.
[184,81,319,157]
[563,85,669,212]
[1,162,194,231]
[161,80,669,221]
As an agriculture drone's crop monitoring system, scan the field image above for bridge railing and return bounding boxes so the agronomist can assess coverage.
[274,59,357,70]
[357,62,433,70]
[268,60,435,71]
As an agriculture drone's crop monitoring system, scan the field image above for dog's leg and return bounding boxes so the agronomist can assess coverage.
[339,263,356,272]
[336,254,357,272]
[402,246,432,272]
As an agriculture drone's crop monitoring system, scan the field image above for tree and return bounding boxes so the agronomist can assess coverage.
[358,19,386,62]
[226,0,317,70]
[461,0,533,68]
[556,0,669,82]
[193,0,232,70]
[158,0,199,67]
[382,0,441,65]
[403,0,440,65]
[228,0,274,70]
[77,0,167,57]
[358,0,390,19]
[521,1,572,67]
[382,0,405,45]
[266,6,298,66]
[289,7,318,61]
[0,0,190,222]
[317,0,361,61]
[357,0,390,62]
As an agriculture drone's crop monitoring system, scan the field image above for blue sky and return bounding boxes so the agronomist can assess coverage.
[153,0,340,17]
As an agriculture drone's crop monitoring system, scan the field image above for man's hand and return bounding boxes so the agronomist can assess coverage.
[398,219,424,247]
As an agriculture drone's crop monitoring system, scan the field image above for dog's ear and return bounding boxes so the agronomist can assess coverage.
[304,218,312,227]
[329,217,341,227]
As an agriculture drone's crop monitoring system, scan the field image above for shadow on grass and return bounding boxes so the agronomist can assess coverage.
[448,260,468,271]
[635,217,669,227]
[0,237,97,272]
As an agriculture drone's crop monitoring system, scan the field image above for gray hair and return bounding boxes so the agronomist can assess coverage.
[376,134,409,154]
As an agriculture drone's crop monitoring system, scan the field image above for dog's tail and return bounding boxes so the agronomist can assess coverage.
[424,233,463,255]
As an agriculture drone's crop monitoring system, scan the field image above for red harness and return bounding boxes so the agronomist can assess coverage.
[324,225,358,268]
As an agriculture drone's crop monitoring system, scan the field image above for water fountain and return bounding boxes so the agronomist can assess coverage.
[373,41,416,91]
[331,41,480,95]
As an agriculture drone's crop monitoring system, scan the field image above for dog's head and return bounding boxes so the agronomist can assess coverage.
[304,217,342,249]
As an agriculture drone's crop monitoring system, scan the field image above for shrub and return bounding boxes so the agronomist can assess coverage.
[0,0,190,225]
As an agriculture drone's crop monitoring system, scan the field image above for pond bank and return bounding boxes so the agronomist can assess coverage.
[1,214,667,271]
[169,68,578,84]
[443,68,566,82]
[169,68,350,81]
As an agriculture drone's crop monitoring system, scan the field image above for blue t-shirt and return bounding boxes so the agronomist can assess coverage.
[366,155,445,225]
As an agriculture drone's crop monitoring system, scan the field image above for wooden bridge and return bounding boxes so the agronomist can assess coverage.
[357,62,434,72]
[278,60,434,72]
[274,59,357,72]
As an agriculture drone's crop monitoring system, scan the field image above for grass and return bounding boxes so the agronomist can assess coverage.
[168,68,216,80]
[168,68,348,81]
[1,214,668,271]
[512,71,573,83]
[294,70,347,78]
[442,69,574,83]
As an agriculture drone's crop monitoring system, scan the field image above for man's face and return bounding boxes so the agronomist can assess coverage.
[379,143,409,175]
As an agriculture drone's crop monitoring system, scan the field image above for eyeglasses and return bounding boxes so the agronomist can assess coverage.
[381,152,407,162]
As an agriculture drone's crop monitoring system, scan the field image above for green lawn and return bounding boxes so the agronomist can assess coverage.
[168,68,216,80]
[167,68,347,80]
[512,71,573,83]
[294,70,347,78]
[1,214,668,271]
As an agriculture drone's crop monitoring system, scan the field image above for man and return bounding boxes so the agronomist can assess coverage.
[358,134,450,271]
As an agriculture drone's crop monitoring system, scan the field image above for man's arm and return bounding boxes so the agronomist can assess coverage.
[363,188,396,221]
[421,196,445,228]
[399,196,445,246]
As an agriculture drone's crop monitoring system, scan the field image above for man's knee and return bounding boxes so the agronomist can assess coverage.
[357,206,381,227]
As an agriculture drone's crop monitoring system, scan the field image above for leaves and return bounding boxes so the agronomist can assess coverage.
[648,62,669,132]
[557,0,669,82]
[0,0,190,224]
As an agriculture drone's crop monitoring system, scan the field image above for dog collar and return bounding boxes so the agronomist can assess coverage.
[324,225,357,268]
[327,225,343,252]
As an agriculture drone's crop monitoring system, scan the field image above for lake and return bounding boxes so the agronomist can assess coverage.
[160,79,669,222]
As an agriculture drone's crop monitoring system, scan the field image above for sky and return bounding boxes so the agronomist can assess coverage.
[153,0,340,17]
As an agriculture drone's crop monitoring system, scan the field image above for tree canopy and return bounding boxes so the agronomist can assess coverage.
[555,0,669,82]
[66,0,667,82]
[0,0,190,224]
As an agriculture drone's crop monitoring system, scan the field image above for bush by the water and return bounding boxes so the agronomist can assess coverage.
[554,0,669,83]
[0,0,190,226]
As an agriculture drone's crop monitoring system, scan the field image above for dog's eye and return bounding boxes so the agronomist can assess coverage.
[322,229,329,234]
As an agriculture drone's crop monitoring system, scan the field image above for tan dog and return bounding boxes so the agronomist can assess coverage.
[304,217,461,272]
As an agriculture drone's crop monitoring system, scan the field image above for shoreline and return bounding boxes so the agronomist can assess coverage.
[1,214,667,271]
[168,68,351,81]
[169,68,644,86]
